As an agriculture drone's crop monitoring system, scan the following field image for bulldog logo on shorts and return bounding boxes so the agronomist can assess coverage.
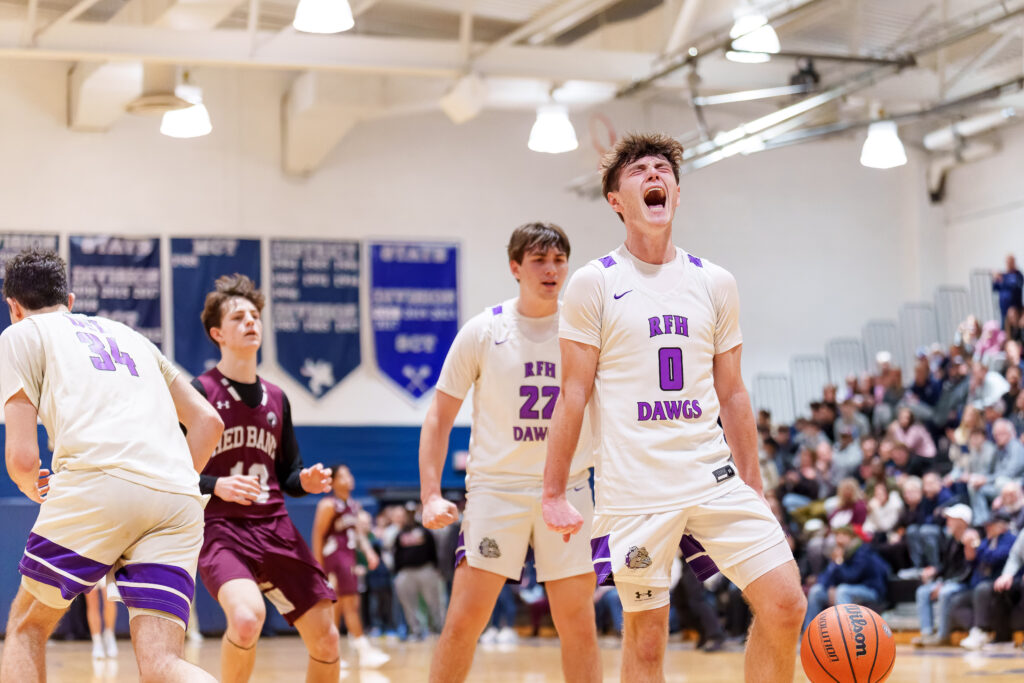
[479,537,501,559]
[625,545,652,569]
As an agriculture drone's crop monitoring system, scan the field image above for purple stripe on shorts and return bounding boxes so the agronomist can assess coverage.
[115,563,195,603]
[454,531,466,569]
[19,533,110,600]
[680,534,719,581]
[116,585,190,625]
[491,305,503,315]
[687,254,703,268]
[598,255,617,268]
[590,535,614,586]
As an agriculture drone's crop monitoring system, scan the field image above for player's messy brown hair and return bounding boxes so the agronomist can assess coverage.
[2,249,68,311]
[506,222,571,264]
[201,273,265,345]
[599,132,684,208]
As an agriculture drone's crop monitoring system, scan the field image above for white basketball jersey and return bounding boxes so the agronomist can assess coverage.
[436,298,593,490]
[560,245,743,514]
[0,311,200,496]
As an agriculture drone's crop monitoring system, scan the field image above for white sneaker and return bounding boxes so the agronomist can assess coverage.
[479,626,499,644]
[358,646,391,669]
[91,636,105,660]
[102,629,118,658]
[959,627,991,650]
[496,626,518,644]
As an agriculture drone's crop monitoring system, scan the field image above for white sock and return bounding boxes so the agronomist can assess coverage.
[92,634,103,646]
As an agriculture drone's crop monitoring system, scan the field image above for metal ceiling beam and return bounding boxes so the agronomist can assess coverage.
[617,0,832,98]
[478,0,621,56]
[35,0,107,39]
[943,22,1021,94]
[0,20,654,82]
[727,49,914,67]
[664,0,703,57]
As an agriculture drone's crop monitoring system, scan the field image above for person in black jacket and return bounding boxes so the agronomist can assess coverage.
[912,504,973,646]
[392,506,444,639]
[802,526,889,632]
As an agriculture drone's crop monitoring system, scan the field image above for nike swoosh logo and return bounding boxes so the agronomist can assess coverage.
[613,290,632,299]
[494,339,508,345]
[573,485,586,491]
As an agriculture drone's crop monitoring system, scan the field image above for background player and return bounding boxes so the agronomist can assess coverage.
[0,248,222,683]
[194,274,340,683]
[311,464,390,667]
[543,134,806,682]
[419,222,601,683]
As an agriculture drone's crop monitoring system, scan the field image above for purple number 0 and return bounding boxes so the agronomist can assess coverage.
[519,385,560,419]
[658,347,684,391]
[76,332,139,376]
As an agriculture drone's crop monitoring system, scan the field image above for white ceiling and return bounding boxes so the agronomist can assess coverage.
[1,0,1022,174]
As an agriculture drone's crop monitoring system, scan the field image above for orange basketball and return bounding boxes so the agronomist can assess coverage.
[801,604,895,683]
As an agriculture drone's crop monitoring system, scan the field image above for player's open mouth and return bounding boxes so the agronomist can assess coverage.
[643,186,666,209]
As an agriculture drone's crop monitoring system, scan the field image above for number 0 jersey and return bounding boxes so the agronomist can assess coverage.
[198,366,287,519]
[0,311,199,496]
[436,298,593,491]
[559,245,743,515]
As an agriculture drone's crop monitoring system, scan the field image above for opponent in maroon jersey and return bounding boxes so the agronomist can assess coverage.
[195,274,341,682]
[312,465,389,668]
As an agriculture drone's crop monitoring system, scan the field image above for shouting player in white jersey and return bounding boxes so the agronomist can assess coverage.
[419,223,601,683]
[543,134,806,682]
[0,249,224,683]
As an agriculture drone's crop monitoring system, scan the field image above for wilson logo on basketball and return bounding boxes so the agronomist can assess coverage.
[842,604,869,658]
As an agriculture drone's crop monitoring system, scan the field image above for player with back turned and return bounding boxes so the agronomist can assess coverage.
[0,249,223,683]
[543,134,807,682]
[193,274,342,682]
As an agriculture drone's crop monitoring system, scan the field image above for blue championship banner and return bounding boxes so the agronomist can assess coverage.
[270,240,361,398]
[0,233,60,334]
[171,238,261,377]
[369,241,459,400]
[69,236,163,347]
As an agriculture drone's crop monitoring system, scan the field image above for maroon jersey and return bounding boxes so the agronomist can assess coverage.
[323,497,361,559]
[198,367,287,519]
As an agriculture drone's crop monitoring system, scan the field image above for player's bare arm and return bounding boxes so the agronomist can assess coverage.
[3,389,48,503]
[418,389,462,529]
[542,338,598,540]
[712,344,764,497]
[311,496,335,565]
[169,374,225,474]
[300,463,332,494]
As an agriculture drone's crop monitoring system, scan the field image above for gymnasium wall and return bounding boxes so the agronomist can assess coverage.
[941,122,1024,280]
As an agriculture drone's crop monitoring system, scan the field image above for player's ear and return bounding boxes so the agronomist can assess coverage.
[66,293,75,312]
[209,326,225,346]
[509,259,521,282]
[607,191,624,215]
[6,298,23,323]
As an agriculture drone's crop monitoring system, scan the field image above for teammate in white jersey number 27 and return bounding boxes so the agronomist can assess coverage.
[542,133,807,683]
[419,223,601,683]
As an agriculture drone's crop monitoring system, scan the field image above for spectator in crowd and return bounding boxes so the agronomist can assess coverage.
[969,419,1024,524]
[873,366,906,433]
[1005,306,1023,345]
[835,399,871,442]
[976,321,1007,369]
[774,424,798,470]
[946,426,995,504]
[992,481,1024,532]
[1005,339,1023,373]
[992,254,1024,325]
[887,407,937,462]
[758,433,781,493]
[480,586,519,645]
[932,356,971,433]
[967,360,1011,410]
[840,374,859,403]
[1001,365,1021,416]
[802,526,889,633]
[392,506,445,640]
[957,510,1016,650]
[950,405,984,451]
[956,316,983,354]
[832,427,862,481]
[671,562,727,652]
[982,528,1024,648]
[827,478,868,534]
[1010,391,1024,436]
[913,504,975,647]
[863,481,904,539]
[907,357,943,417]
[779,447,832,514]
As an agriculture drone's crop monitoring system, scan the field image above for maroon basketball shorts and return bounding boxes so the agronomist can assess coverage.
[199,515,336,624]
[322,547,359,597]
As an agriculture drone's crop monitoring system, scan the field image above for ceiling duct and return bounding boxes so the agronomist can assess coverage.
[922,107,1018,151]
